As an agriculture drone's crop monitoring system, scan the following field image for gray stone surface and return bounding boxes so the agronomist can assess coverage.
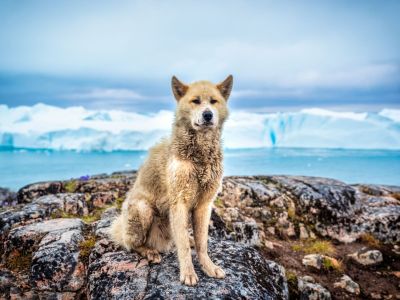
[1,172,399,299]
[298,276,331,300]
[88,238,289,300]
[333,274,360,295]
[0,187,17,206]
[348,248,383,266]
[217,176,400,243]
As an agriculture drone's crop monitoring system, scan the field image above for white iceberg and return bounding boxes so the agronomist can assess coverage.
[0,103,399,151]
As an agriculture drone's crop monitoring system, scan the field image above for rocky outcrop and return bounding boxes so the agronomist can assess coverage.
[0,187,16,207]
[333,275,360,295]
[217,176,400,244]
[348,248,383,266]
[17,171,136,204]
[1,172,290,299]
[297,276,331,300]
[1,172,399,299]
[88,207,288,299]
[302,254,341,271]
[88,237,287,299]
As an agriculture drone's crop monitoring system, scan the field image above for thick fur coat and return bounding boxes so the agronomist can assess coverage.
[110,75,233,286]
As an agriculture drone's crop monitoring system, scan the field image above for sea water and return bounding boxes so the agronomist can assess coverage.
[1,147,399,191]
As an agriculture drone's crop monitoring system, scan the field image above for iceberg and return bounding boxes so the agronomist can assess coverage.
[0,103,399,151]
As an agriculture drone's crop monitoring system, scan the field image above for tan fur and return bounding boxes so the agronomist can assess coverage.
[110,75,233,286]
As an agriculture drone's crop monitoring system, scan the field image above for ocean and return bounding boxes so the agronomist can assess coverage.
[1,147,399,191]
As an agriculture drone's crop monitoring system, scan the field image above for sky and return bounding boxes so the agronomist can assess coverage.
[0,0,399,112]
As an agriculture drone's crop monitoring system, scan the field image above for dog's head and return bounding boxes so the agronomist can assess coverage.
[171,75,233,131]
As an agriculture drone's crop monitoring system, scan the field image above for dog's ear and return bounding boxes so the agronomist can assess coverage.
[217,75,233,100]
[171,76,188,101]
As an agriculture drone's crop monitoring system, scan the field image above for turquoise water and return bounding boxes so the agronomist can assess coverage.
[0,148,399,191]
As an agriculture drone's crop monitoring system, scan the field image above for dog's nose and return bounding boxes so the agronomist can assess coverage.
[202,110,213,122]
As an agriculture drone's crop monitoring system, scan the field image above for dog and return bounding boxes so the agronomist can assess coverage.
[110,75,233,286]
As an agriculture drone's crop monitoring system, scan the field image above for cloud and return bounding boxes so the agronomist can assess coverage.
[0,1,399,111]
[282,63,400,89]
[62,88,144,100]
[231,88,306,99]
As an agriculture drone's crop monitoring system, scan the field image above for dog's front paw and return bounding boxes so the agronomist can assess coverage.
[180,270,199,286]
[202,263,226,279]
[145,249,162,264]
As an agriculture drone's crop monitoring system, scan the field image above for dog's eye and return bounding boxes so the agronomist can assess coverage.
[192,98,201,104]
[210,98,218,104]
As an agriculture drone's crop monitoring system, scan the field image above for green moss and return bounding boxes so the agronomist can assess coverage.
[80,215,96,223]
[50,209,77,219]
[291,244,303,252]
[308,240,335,255]
[285,270,299,299]
[322,257,343,272]
[115,197,125,209]
[286,270,297,285]
[79,235,96,264]
[81,209,103,223]
[5,249,32,271]
[64,180,77,193]
[81,205,114,224]
[214,197,224,208]
[51,207,101,222]
[51,203,113,224]
[291,239,335,256]
[287,206,296,221]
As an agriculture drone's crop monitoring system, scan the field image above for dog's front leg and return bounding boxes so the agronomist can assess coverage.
[170,201,198,286]
[193,200,225,279]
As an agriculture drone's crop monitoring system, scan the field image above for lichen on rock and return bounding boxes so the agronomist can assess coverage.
[1,171,399,299]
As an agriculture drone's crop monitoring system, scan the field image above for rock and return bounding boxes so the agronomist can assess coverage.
[218,176,400,244]
[302,254,340,271]
[30,227,86,292]
[300,276,316,283]
[0,193,86,239]
[94,207,119,238]
[88,238,289,300]
[0,270,17,296]
[267,226,275,235]
[309,230,317,239]
[17,171,136,203]
[391,271,400,278]
[334,274,360,295]
[1,202,57,237]
[2,218,86,298]
[1,172,400,298]
[283,221,296,238]
[265,240,274,250]
[231,219,261,245]
[1,190,120,243]
[208,211,261,245]
[371,292,383,299]
[348,248,383,266]
[302,254,323,269]
[298,276,331,300]
[4,218,84,257]
[299,223,309,239]
[0,187,17,207]
[18,181,64,203]
[87,208,289,299]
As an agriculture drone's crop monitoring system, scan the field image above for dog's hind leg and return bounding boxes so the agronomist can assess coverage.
[110,198,162,263]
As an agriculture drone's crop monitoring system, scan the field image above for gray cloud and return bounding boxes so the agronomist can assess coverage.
[0,0,399,111]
